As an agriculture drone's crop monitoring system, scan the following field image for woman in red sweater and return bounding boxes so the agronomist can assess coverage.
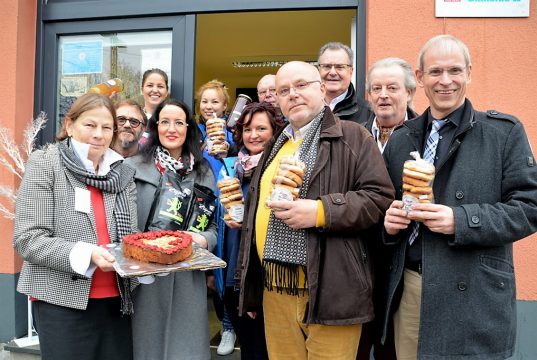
[13,93,138,360]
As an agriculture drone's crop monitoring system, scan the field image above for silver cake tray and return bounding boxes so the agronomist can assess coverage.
[110,243,226,278]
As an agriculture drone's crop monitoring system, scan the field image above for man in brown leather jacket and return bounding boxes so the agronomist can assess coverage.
[236,61,394,359]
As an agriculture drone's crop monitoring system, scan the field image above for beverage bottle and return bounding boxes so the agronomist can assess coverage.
[226,94,252,128]
[88,78,124,96]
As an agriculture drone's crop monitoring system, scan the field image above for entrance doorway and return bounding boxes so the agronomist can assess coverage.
[194,9,356,103]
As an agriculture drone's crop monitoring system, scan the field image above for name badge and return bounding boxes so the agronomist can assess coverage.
[75,187,91,214]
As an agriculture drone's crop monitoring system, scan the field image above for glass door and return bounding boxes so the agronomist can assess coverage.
[57,31,172,128]
[37,15,195,143]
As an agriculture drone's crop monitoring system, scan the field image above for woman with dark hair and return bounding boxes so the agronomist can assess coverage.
[141,68,169,120]
[126,98,216,360]
[216,102,284,360]
[13,93,138,360]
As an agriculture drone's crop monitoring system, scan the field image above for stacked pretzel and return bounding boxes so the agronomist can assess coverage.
[270,156,306,201]
[402,158,435,210]
[217,177,244,222]
[206,117,229,157]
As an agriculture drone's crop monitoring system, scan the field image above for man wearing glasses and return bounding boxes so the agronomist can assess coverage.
[237,61,394,359]
[382,35,537,359]
[318,42,371,124]
[112,99,147,158]
[256,74,279,108]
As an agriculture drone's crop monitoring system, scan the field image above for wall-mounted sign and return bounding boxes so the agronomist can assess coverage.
[62,41,103,75]
[436,0,530,17]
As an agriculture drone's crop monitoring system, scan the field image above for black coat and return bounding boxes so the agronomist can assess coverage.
[333,83,372,125]
[381,100,537,359]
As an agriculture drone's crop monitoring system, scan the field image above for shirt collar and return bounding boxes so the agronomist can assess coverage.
[328,89,348,110]
[427,102,465,128]
[70,137,124,175]
[371,112,409,153]
[283,109,324,142]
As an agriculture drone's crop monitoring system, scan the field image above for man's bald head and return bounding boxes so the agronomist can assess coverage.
[276,61,326,130]
[257,74,278,107]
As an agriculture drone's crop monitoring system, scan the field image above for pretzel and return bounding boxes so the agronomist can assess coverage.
[277,170,303,186]
[402,176,430,187]
[272,175,298,188]
[409,186,433,195]
[402,168,434,182]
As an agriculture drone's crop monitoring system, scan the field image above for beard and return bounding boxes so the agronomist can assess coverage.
[117,131,141,149]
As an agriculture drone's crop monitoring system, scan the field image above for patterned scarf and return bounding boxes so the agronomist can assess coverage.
[155,146,194,176]
[235,147,263,181]
[262,109,324,295]
[58,138,135,315]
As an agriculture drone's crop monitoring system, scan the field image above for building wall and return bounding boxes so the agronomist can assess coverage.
[366,2,537,357]
[367,0,537,300]
[0,0,37,341]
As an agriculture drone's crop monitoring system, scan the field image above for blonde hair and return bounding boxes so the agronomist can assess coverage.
[195,79,229,123]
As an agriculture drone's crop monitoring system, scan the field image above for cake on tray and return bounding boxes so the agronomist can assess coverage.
[123,230,193,265]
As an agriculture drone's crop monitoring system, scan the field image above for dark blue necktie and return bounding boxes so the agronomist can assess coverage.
[408,119,448,245]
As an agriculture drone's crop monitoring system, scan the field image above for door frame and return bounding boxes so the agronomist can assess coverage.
[36,15,195,143]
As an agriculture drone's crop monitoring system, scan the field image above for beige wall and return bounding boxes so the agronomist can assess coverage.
[367,0,537,300]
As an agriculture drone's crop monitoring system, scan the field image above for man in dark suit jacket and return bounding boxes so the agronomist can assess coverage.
[318,42,371,124]
[382,34,537,359]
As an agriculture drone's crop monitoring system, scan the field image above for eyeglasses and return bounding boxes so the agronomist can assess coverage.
[276,80,321,97]
[257,88,277,96]
[318,63,353,72]
[157,119,188,129]
[422,66,466,77]
[117,116,144,128]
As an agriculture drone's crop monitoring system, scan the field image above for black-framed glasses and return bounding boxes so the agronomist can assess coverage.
[117,116,144,128]
[276,80,321,97]
[318,63,353,72]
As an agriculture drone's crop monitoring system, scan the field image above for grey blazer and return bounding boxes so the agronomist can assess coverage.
[13,144,138,310]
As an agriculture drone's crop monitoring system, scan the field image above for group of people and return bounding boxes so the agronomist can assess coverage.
[13,34,537,360]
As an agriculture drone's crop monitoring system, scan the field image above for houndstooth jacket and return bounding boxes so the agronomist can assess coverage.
[13,144,138,310]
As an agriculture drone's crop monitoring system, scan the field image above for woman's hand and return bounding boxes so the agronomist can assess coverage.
[186,232,208,249]
[91,246,116,272]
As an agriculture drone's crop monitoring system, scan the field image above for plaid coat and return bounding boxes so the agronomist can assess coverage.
[13,144,138,310]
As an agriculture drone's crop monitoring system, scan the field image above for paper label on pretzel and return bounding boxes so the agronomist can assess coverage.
[402,193,419,211]
[228,204,244,222]
[270,186,293,202]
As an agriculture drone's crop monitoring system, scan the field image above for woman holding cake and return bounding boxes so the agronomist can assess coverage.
[126,98,217,360]
[216,102,284,360]
[13,93,138,360]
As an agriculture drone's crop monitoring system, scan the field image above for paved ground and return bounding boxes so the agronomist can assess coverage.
[1,294,240,360]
